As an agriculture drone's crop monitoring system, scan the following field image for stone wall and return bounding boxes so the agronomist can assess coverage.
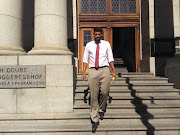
[0,55,74,114]
[173,0,180,38]
[165,57,180,89]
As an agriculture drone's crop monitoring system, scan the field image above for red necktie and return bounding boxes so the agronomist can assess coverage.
[95,43,99,68]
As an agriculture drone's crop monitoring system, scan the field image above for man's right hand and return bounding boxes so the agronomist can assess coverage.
[83,63,88,81]
[83,73,87,81]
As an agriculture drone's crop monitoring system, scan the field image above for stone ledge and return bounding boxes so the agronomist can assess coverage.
[19,55,73,65]
[0,56,18,65]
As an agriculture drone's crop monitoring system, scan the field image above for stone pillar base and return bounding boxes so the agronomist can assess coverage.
[28,47,72,55]
[0,46,26,55]
[140,57,156,75]
[0,50,26,55]
[0,55,74,114]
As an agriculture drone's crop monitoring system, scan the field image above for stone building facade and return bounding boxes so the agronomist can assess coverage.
[0,0,179,113]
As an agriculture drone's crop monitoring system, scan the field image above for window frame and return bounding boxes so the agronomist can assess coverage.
[79,0,139,16]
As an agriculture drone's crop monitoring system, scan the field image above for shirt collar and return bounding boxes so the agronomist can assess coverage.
[94,40,101,44]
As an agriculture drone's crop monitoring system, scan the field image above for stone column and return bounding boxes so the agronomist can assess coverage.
[173,0,180,55]
[149,0,154,39]
[0,0,25,54]
[29,0,72,54]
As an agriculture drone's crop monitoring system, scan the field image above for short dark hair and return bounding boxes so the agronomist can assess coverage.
[94,27,102,33]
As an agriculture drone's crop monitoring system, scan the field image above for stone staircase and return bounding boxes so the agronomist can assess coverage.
[74,71,180,135]
[0,59,180,135]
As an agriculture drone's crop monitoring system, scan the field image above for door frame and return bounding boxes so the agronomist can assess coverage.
[78,28,109,73]
[78,23,140,72]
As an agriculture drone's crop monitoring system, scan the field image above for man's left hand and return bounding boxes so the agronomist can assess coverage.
[112,72,116,78]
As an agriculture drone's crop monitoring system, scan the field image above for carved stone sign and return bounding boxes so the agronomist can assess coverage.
[0,66,46,88]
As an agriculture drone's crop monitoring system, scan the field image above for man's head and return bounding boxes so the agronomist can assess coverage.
[94,27,103,43]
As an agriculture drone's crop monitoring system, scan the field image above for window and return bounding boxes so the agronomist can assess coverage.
[81,0,106,14]
[111,0,136,14]
[84,30,91,46]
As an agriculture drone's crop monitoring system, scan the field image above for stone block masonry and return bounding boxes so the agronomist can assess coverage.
[0,55,74,114]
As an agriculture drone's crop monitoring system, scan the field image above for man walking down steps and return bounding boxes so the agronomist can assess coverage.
[82,27,116,133]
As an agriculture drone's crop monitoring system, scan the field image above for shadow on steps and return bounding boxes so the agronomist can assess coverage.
[126,78,155,135]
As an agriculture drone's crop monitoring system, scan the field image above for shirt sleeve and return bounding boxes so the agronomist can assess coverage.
[107,43,114,63]
[83,45,89,63]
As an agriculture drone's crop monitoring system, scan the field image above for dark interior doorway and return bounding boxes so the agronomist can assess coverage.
[113,27,135,72]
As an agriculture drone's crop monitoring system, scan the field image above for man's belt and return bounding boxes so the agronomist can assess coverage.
[91,66,108,70]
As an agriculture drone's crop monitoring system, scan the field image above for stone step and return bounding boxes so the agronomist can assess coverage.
[114,66,127,68]
[148,108,180,113]
[142,99,180,104]
[75,87,131,92]
[74,102,135,109]
[0,122,147,133]
[76,77,126,81]
[118,72,153,76]
[76,77,169,84]
[150,122,180,135]
[114,58,123,61]
[74,93,132,99]
[1,128,178,135]
[150,111,180,117]
[73,108,136,113]
[154,130,180,135]
[75,87,179,93]
[76,81,127,85]
[0,131,149,135]
[149,118,180,124]
[77,72,153,76]
[138,96,180,100]
[131,80,169,84]
[135,88,180,92]
[78,71,151,74]
[114,59,125,63]
[115,69,128,73]
[132,83,174,86]
[75,86,130,91]
[0,112,141,120]
[77,73,120,76]
[77,76,126,80]
[75,95,180,104]
[136,92,179,96]
[76,78,169,83]
[75,99,132,104]
[76,85,129,89]
[0,119,142,125]
[132,83,174,89]
[129,77,168,80]
[74,107,180,114]
[120,75,155,78]
[114,63,125,65]
[74,102,180,110]
[130,80,169,83]
[75,95,180,100]
[75,96,180,106]
[145,104,180,112]
[76,83,175,90]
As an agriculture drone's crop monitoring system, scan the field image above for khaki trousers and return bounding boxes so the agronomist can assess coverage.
[88,67,111,122]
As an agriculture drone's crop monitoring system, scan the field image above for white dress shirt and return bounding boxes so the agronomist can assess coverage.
[83,40,114,68]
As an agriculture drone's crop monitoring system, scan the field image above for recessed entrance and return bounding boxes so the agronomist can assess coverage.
[113,27,135,72]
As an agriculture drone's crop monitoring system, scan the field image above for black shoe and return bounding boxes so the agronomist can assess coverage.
[92,122,99,133]
[99,112,104,120]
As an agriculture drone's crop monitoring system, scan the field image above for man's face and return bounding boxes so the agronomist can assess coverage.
[94,31,103,43]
